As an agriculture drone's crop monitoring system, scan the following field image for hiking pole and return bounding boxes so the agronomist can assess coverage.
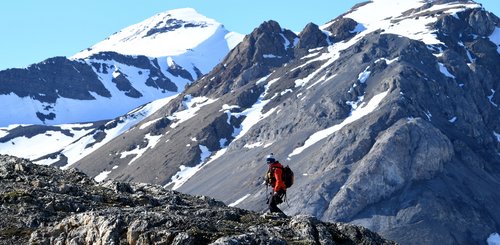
[266,184,270,204]
[284,192,291,208]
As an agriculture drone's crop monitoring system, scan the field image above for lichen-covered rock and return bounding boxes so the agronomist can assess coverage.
[0,155,394,244]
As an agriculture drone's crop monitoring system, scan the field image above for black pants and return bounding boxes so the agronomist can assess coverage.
[269,189,286,213]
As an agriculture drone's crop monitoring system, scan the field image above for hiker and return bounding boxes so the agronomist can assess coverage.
[265,153,286,214]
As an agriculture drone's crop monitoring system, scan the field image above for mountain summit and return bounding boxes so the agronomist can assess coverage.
[72,8,242,64]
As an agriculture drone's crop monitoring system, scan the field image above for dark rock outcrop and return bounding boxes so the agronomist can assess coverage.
[188,20,298,98]
[297,23,330,50]
[0,57,111,104]
[325,17,360,42]
[0,155,394,244]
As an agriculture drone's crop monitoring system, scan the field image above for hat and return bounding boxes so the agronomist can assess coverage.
[266,153,275,164]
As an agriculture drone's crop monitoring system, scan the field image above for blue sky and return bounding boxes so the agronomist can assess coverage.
[0,0,498,71]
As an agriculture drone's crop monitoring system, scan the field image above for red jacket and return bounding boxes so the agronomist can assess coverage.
[267,162,286,192]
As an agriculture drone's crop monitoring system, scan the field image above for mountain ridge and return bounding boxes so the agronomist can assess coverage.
[0,154,396,244]
[0,8,243,126]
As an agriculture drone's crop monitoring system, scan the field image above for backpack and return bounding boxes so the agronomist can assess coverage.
[282,166,294,188]
[266,165,294,188]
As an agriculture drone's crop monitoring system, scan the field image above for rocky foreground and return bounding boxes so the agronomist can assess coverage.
[0,155,394,244]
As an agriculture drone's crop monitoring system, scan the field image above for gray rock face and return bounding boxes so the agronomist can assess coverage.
[323,118,453,221]
[0,155,394,245]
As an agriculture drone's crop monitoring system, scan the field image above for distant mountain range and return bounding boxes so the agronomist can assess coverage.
[1,1,500,244]
[0,8,243,126]
[0,8,243,166]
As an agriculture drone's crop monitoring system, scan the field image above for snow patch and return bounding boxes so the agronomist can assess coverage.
[232,104,277,141]
[167,165,201,190]
[294,52,336,88]
[306,73,337,90]
[168,95,218,128]
[219,138,228,148]
[293,32,370,89]
[263,54,282,59]
[244,142,263,149]
[375,57,399,65]
[221,104,241,111]
[228,194,251,207]
[289,90,389,157]
[350,23,367,34]
[301,51,322,60]
[120,133,162,165]
[204,148,228,165]
[140,118,163,130]
[358,66,371,83]
[166,145,216,190]
[230,77,278,141]
[199,145,211,163]
[94,170,112,182]
[488,89,497,107]
[424,110,433,121]
[280,89,293,96]
[280,32,291,49]
[494,132,500,142]
[465,49,476,63]
[256,75,273,85]
[346,96,365,110]
[225,32,244,50]
[438,63,456,79]
[34,155,61,166]
[488,233,500,245]
[448,117,457,123]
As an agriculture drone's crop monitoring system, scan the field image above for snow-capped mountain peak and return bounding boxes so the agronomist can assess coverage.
[72,8,241,59]
[0,8,244,127]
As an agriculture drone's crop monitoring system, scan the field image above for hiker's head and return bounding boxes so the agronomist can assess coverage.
[266,153,276,164]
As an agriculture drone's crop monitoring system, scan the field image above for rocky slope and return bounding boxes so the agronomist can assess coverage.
[0,155,394,244]
[71,1,500,244]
